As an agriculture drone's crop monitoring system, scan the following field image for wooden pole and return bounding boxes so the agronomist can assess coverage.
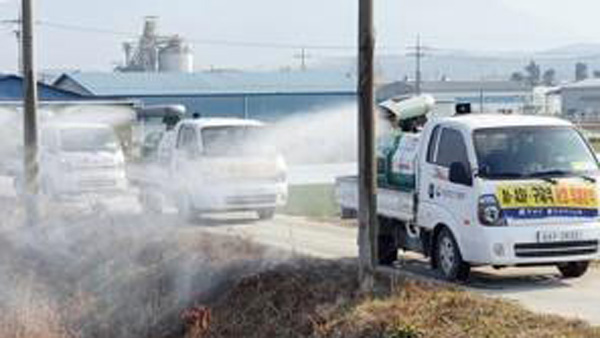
[21,0,40,226]
[357,0,378,291]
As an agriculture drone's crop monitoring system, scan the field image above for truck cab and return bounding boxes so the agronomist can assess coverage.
[161,118,288,220]
[39,122,128,197]
[338,114,600,280]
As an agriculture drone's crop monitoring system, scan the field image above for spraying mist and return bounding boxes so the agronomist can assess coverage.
[0,104,293,337]
[0,101,377,337]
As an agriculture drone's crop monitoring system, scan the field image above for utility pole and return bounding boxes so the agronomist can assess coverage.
[0,18,22,73]
[294,48,311,71]
[15,27,23,74]
[407,35,431,95]
[21,0,40,227]
[357,0,377,291]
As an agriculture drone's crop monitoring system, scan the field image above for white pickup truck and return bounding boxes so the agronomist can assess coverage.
[135,118,288,220]
[337,114,600,280]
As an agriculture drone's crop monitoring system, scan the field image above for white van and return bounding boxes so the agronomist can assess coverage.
[39,123,128,198]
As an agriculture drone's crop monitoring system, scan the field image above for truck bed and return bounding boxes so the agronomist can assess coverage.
[335,176,414,222]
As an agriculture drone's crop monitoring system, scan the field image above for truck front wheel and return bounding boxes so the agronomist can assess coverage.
[434,228,470,281]
[557,261,590,279]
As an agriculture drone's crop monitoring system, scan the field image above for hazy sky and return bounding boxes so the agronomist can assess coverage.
[0,0,595,73]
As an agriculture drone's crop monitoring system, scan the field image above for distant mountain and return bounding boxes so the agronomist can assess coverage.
[537,44,600,58]
[314,44,600,83]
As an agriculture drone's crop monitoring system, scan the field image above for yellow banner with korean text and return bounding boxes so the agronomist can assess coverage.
[496,183,598,209]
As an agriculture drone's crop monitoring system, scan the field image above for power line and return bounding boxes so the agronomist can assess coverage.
[37,20,135,37]
[35,20,357,50]
[33,19,406,52]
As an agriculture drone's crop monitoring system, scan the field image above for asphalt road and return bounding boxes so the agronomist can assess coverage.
[195,213,600,326]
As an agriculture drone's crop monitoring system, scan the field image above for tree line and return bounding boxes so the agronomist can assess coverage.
[510,61,600,86]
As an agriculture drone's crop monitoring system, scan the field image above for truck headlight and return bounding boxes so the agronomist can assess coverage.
[478,195,506,226]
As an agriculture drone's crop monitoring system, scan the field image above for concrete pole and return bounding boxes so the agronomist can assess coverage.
[358,0,378,291]
[415,35,422,95]
[21,0,40,226]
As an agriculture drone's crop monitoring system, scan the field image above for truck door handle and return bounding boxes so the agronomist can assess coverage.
[428,184,435,199]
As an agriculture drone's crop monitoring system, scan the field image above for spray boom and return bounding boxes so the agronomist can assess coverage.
[379,94,435,127]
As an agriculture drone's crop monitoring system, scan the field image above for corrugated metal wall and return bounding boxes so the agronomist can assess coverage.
[134,93,356,121]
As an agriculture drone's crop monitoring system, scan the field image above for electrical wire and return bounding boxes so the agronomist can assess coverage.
[34,19,404,52]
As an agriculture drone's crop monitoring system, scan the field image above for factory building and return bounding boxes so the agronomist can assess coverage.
[53,71,357,121]
[0,74,83,101]
[558,79,600,122]
[378,80,532,116]
[118,16,194,73]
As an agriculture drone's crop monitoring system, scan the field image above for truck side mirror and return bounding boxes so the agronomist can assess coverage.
[449,162,472,186]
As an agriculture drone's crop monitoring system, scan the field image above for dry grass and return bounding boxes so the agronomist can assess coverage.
[0,211,280,338]
[200,260,600,338]
[334,283,599,338]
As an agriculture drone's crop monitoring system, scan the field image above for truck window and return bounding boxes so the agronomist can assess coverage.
[426,126,441,163]
[177,126,200,155]
[475,126,599,178]
[60,128,119,153]
[435,128,469,168]
[201,125,271,157]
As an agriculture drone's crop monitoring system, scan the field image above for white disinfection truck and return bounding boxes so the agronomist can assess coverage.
[134,118,288,220]
[337,113,600,281]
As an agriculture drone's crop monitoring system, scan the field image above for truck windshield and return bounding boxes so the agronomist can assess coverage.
[201,125,273,157]
[60,128,119,153]
[474,126,599,179]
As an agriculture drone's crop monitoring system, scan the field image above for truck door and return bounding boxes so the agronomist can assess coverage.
[419,126,474,229]
[174,125,201,180]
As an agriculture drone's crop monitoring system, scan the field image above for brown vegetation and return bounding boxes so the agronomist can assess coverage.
[0,212,278,338]
[200,260,600,338]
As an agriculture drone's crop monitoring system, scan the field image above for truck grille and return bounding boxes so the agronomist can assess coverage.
[226,194,276,206]
[80,179,117,189]
[514,240,599,258]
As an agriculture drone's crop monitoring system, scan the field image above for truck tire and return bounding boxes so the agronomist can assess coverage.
[340,208,357,219]
[257,208,275,220]
[377,216,398,265]
[557,261,590,279]
[378,235,398,265]
[434,227,470,281]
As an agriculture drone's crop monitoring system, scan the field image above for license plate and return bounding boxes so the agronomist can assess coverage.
[537,230,583,243]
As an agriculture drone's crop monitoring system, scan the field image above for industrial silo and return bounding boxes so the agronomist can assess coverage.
[158,37,194,73]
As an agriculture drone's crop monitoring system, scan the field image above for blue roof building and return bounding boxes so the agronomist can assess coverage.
[0,74,83,101]
[53,71,357,121]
